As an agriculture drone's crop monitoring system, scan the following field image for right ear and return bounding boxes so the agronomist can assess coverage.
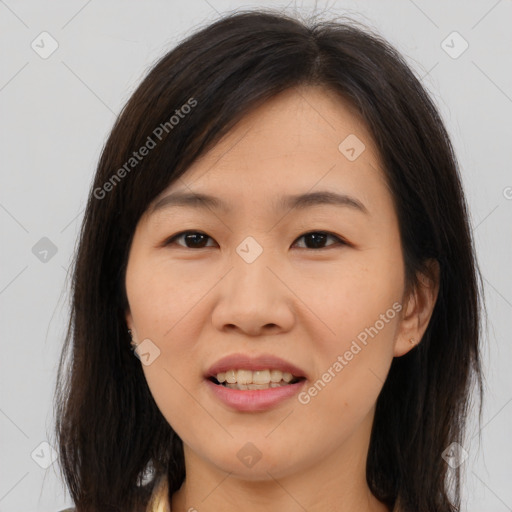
[393,259,440,357]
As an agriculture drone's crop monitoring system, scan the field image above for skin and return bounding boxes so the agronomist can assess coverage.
[125,85,439,512]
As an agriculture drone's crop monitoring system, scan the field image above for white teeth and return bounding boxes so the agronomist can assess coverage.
[283,372,294,383]
[270,370,282,383]
[225,381,291,390]
[214,369,299,385]
[253,370,270,384]
[225,370,236,384]
[237,369,252,385]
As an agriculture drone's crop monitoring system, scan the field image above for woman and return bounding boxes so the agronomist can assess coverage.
[53,9,483,512]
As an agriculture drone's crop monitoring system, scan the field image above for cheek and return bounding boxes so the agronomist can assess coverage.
[310,308,398,399]
[296,249,403,344]
[136,309,212,440]
[298,255,402,410]
[295,312,398,446]
[126,256,211,428]
[126,253,206,338]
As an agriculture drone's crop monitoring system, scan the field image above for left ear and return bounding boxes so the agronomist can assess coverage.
[394,259,440,357]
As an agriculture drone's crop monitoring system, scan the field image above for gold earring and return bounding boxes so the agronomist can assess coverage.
[409,337,417,345]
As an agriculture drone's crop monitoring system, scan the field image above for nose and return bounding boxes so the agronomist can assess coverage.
[211,249,295,337]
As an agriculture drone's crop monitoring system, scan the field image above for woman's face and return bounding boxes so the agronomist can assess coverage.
[125,85,430,482]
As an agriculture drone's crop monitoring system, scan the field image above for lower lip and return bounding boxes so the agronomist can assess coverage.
[205,378,306,412]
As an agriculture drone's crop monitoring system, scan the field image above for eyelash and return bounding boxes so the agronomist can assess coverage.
[163,230,348,250]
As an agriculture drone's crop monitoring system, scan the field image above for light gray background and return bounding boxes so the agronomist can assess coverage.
[0,1,511,511]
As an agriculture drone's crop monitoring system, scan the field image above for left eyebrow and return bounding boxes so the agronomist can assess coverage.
[149,190,369,216]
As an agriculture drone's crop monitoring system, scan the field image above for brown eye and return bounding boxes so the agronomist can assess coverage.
[165,231,216,249]
[292,231,346,250]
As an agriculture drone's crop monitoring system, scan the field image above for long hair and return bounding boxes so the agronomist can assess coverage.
[52,9,484,512]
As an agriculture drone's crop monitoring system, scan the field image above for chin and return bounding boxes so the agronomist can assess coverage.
[204,443,308,481]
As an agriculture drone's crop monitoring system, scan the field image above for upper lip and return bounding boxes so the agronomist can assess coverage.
[206,353,307,380]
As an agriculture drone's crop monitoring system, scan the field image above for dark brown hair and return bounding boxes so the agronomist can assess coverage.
[52,8,484,512]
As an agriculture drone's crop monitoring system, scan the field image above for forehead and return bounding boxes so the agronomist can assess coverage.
[148,85,387,218]
[194,85,377,167]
